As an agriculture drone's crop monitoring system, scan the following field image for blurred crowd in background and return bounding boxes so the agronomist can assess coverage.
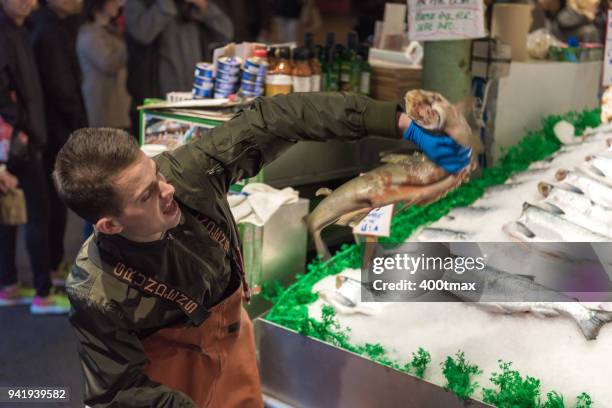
[0,0,610,315]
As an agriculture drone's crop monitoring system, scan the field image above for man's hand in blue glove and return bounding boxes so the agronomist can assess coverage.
[403,121,471,174]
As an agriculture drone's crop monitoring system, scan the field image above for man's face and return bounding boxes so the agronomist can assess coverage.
[1,0,37,20]
[111,152,182,242]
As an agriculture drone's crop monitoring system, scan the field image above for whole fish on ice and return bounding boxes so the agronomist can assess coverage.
[416,227,471,242]
[538,182,612,238]
[555,169,612,209]
[441,265,612,340]
[577,155,612,187]
[503,202,609,243]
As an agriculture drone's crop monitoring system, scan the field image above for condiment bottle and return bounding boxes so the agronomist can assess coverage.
[292,47,312,93]
[325,45,342,91]
[359,45,372,95]
[267,47,278,72]
[265,46,292,96]
[309,46,322,92]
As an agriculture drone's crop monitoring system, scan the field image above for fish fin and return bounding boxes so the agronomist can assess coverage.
[336,208,371,227]
[578,311,612,340]
[538,202,565,215]
[313,230,332,261]
[316,188,333,197]
[503,221,536,241]
[530,307,560,318]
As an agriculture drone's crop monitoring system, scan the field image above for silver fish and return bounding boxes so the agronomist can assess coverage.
[504,202,609,242]
[483,182,525,197]
[555,169,612,209]
[416,227,470,242]
[577,155,612,187]
[441,265,612,340]
[506,168,550,183]
[444,206,492,221]
[538,182,612,238]
[528,160,553,171]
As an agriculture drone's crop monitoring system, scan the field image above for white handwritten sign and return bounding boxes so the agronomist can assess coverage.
[603,10,612,86]
[353,204,394,238]
[408,0,486,41]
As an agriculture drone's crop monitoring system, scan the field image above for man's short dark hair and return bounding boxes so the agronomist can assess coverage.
[53,128,141,223]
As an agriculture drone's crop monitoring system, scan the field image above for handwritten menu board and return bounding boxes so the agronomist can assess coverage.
[408,0,486,41]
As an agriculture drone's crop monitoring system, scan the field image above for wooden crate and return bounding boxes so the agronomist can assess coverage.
[370,63,422,101]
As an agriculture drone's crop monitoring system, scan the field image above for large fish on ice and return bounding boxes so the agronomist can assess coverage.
[577,154,612,187]
[555,169,612,209]
[441,265,612,340]
[503,202,609,242]
[307,154,473,259]
[538,182,612,238]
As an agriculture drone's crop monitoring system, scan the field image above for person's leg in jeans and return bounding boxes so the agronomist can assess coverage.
[0,155,52,305]
[19,154,68,314]
[0,224,18,286]
[45,147,67,281]
[16,154,52,298]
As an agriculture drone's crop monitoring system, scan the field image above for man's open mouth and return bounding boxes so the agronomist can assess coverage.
[162,199,178,216]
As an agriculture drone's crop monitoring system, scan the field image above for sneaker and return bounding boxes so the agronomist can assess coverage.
[0,284,35,306]
[30,294,70,315]
[51,261,71,287]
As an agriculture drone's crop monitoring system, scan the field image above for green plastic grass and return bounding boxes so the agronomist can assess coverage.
[575,393,593,408]
[264,108,601,406]
[442,351,482,401]
[409,347,432,379]
[482,360,541,407]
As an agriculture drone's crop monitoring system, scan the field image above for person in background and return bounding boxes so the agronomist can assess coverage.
[551,0,602,42]
[0,167,18,193]
[0,0,69,314]
[124,0,233,134]
[273,0,300,42]
[208,0,272,48]
[78,0,131,129]
[78,0,130,240]
[31,0,88,286]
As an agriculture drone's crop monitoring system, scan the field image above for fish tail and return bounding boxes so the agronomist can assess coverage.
[579,311,612,340]
[313,231,332,261]
[316,188,333,197]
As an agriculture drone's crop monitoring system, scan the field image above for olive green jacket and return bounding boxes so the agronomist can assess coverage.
[66,92,401,407]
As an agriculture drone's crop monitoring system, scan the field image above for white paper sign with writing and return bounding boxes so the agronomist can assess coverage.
[408,0,486,41]
[353,204,394,237]
[602,10,612,86]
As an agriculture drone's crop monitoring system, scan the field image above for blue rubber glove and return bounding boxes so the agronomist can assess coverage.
[403,121,471,174]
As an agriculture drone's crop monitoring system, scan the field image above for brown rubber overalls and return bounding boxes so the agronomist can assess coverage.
[141,284,263,408]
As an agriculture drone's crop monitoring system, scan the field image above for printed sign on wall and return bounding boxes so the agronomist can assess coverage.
[408,0,486,41]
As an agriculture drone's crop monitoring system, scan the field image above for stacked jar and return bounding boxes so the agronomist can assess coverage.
[265,46,293,96]
[239,49,267,98]
[215,56,242,98]
[192,63,215,99]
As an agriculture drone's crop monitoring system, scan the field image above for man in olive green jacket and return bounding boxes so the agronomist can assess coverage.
[54,92,470,407]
